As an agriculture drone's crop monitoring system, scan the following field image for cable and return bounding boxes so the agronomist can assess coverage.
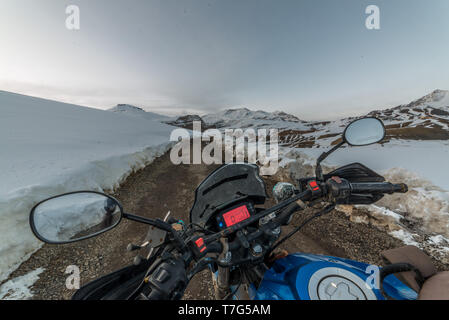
[267,203,335,256]
[186,222,215,235]
[187,257,216,280]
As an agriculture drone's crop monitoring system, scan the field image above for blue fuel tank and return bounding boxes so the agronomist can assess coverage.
[252,253,418,300]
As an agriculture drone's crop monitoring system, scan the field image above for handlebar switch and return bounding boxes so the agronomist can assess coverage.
[326,176,351,200]
[307,180,322,197]
[189,236,207,258]
[144,258,188,300]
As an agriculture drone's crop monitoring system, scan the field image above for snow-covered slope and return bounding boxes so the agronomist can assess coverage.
[0,91,175,283]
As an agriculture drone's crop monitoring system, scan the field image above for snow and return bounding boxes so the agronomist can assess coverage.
[108,104,171,121]
[366,89,449,130]
[428,235,449,249]
[389,230,421,247]
[415,89,449,110]
[0,268,45,300]
[361,204,403,223]
[0,91,175,283]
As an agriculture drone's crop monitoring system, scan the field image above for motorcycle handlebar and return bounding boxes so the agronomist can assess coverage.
[349,182,408,194]
[139,178,410,298]
[196,180,409,261]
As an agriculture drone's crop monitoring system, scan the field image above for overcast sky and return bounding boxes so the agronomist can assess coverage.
[1,0,449,120]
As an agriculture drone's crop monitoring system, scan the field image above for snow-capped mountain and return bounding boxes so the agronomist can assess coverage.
[163,108,305,131]
[164,114,209,130]
[164,90,449,148]
[201,108,305,129]
[108,104,170,121]
[368,89,449,134]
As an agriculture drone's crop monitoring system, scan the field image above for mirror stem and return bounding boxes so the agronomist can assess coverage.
[123,212,185,249]
[315,141,345,181]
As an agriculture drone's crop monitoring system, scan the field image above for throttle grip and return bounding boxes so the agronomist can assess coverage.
[350,182,408,194]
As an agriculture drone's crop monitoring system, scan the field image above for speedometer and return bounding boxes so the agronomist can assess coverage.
[216,203,254,229]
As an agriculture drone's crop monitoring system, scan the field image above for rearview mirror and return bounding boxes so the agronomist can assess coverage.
[315,117,386,180]
[30,191,122,244]
[343,117,385,146]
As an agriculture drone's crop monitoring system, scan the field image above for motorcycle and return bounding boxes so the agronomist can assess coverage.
[29,117,447,300]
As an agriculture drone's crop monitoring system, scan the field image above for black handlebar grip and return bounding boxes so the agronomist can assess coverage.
[350,182,408,194]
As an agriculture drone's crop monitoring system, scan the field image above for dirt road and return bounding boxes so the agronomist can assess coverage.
[4,150,412,300]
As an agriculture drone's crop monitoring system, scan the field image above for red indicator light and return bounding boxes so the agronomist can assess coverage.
[222,205,250,227]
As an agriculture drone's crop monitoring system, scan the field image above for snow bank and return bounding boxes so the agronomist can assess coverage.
[376,168,449,236]
[0,268,45,300]
[0,91,175,283]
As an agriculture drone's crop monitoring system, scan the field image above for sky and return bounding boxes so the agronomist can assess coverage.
[1,0,449,120]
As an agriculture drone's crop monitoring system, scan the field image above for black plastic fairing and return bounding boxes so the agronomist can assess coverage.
[323,162,385,183]
[189,163,267,228]
[72,260,151,300]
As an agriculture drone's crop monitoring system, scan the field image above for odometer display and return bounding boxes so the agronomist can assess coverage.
[222,205,251,227]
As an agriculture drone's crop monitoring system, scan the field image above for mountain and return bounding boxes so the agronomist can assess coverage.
[201,108,305,129]
[163,114,211,131]
[367,89,449,141]
[108,104,170,121]
[164,90,449,148]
